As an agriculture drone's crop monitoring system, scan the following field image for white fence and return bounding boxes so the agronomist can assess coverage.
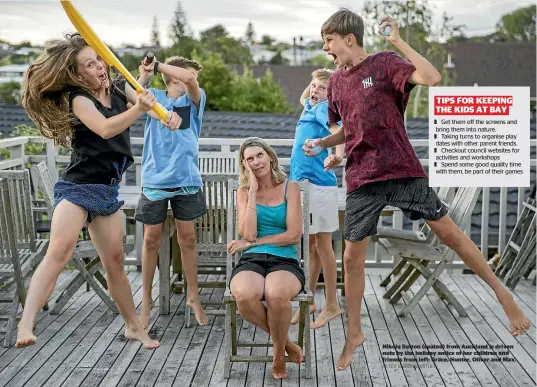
[0,136,535,269]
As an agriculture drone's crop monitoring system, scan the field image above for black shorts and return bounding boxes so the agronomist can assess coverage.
[230,253,305,292]
[134,189,207,225]
[345,177,448,241]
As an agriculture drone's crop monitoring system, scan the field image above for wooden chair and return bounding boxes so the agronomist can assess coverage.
[374,186,458,286]
[29,162,89,239]
[375,186,482,317]
[223,179,314,379]
[0,174,48,347]
[171,174,238,327]
[495,196,536,290]
[29,162,134,315]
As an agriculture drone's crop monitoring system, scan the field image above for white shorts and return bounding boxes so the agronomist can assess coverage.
[308,184,339,235]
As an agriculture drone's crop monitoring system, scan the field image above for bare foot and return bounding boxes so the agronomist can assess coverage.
[336,331,365,371]
[15,323,36,348]
[290,304,316,325]
[140,298,153,329]
[285,340,303,364]
[311,305,342,329]
[124,327,160,349]
[272,356,288,379]
[187,298,208,325]
[498,292,531,336]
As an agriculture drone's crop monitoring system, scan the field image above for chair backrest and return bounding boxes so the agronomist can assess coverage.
[225,178,311,295]
[198,152,238,175]
[0,169,37,251]
[0,178,19,265]
[30,161,54,215]
[196,174,238,253]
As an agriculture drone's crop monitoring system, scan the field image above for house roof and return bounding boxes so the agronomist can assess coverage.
[236,65,320,113]
[244,42,536,109]
[445,42,536,98]
[0,104,535,245]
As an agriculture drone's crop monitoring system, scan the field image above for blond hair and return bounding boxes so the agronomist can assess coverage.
[311,68,334,82]
[22,32,113,148]
[321,8,365,47]
[162,56,202,85]
[238,137,286,189]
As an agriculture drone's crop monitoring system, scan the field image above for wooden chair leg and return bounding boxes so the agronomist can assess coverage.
[391,260,430,304]
[51,273,85,314]
[224,302,232,379]
[398,261,446,317]
[158,220,171,315]
[383,263,414,300]
[380,258,407,286]
[72,257,119,313]
[304,300,312,379]
[4,291,19,347]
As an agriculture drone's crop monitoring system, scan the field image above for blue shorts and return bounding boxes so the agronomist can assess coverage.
[53,178,123,223]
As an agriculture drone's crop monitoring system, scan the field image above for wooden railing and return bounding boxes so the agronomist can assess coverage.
[1,136,535,269]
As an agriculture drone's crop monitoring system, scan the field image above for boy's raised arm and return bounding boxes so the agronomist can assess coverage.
[380,16,441,87]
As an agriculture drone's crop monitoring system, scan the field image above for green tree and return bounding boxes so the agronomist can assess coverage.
[151,15,161,47]
[268,51,290,65]
[200,25,253,65]
[494,5,536,42]
[260,35,276,46]
[168,1,189,46]
[310,53,333,68]
[0,81,22,104]
[192,51,235,111]
[192,51,291,113]
[245,22,256,45]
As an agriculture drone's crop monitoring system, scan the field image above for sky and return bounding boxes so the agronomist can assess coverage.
[0,0,534,47]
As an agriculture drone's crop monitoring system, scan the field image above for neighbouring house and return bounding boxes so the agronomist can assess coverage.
[0,64,29,84]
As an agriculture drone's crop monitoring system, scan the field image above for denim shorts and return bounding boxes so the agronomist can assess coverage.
[53,178,123,223]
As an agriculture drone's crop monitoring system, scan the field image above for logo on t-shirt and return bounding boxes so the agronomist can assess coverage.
[362,76,374,89]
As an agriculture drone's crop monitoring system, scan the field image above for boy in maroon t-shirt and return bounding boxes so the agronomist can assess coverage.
[304,8,530,371]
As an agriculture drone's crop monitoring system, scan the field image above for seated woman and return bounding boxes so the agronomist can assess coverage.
[227,137,305,380]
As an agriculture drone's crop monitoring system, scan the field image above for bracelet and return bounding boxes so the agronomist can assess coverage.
[153,61,159,75]
[247,206,257,211]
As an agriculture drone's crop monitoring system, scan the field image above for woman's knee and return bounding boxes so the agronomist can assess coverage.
[102,250,126,274]
[233,287,261,309]
[45,239,78,266]
[264,287,292,306]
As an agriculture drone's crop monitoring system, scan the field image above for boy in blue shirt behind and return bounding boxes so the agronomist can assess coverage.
[135,56,208,328]
[289,69,344,329]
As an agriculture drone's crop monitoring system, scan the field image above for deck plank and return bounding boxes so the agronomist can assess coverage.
[0,272,534,387]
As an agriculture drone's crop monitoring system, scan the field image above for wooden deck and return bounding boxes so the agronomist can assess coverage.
[0,270,535,387]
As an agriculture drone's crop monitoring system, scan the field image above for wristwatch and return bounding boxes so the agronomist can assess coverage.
[252,238,260,246]
[153,61,160,75]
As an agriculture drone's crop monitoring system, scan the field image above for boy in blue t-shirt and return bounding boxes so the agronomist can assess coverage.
[135,56,208,328]
[289,69,343,329]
